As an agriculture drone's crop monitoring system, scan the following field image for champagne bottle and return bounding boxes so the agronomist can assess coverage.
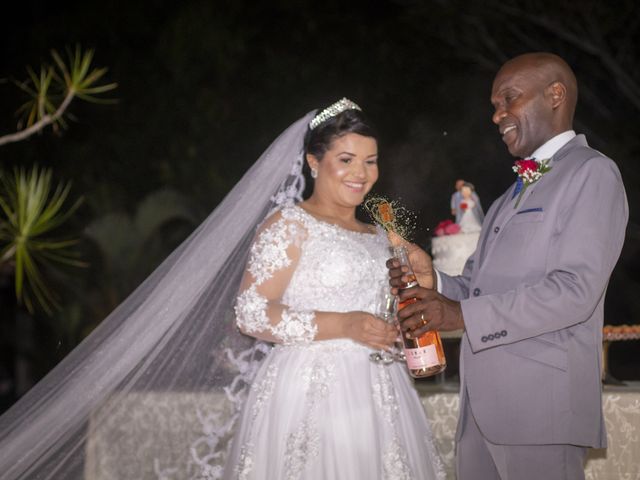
[392,246,446,378]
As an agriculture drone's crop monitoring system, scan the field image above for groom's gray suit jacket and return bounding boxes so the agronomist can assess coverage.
[440,135,628,448]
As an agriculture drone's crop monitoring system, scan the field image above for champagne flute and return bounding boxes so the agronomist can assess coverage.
[369,284,399,365]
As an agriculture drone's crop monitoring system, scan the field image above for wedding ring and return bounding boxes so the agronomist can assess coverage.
[420,312,427,326]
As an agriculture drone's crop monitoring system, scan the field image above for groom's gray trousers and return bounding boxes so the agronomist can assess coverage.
[456,391,588,480]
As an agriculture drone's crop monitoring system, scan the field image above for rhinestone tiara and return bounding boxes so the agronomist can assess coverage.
[309,97,362,130]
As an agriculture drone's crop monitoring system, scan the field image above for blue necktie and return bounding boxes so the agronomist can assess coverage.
[512,158,534,199]
[512,177,524,199]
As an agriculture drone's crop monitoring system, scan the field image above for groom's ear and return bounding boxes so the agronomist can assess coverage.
[546,81,567,109]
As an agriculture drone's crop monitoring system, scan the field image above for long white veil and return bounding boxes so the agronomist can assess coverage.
[0,111,315,479]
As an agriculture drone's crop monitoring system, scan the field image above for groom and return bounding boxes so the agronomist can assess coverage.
[389,52,628,479]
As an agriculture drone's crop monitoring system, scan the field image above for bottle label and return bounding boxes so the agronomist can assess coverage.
[405,344,440,369]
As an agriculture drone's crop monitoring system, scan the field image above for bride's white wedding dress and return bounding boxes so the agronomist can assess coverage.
[458,198,482,234]
[224,204,445,480]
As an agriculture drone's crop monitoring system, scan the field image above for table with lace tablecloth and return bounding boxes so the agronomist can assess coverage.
[418,383,640,480]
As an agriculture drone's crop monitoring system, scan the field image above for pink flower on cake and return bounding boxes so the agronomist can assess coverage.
[434,219,461,236]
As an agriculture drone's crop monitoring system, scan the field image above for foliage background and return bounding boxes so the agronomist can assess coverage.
[1,0,638,411]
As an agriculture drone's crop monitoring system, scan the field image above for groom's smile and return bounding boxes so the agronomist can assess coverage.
[500,123,518,144]
[500,124,516,136]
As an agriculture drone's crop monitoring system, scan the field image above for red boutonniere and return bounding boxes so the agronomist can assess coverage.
[512,158,551,208]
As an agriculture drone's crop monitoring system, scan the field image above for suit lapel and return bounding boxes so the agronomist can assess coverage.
[476,135,588,270]
[496,175,544,227]
[476,184,535,270]
[477,192,509,267]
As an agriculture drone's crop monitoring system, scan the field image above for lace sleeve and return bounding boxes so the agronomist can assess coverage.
[234,210,317,345]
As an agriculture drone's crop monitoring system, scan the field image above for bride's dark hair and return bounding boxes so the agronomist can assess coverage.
[303,108,378,160]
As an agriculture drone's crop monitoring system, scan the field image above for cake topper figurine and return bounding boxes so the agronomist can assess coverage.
[450,179,484,233]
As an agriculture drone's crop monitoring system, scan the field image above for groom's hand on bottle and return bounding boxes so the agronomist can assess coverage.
[395,287,464,337]
[386,232,435,289]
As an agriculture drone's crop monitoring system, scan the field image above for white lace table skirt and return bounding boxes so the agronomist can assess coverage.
[420,384,640,480]
[85,385,640,479]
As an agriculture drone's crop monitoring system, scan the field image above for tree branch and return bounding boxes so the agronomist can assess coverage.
[0,88,75,147]
[495,4,640,112]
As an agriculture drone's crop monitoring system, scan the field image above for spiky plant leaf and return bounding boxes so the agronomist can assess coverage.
[6,45,117,139]
[0,166,84,314]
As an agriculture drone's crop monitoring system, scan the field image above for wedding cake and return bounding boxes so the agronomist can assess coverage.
[432,181,484,276]
[431,231,481,276]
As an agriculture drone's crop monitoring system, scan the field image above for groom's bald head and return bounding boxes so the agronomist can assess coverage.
[491,52,578,157]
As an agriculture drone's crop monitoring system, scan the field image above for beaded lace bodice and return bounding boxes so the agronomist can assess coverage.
[235,204,390,345]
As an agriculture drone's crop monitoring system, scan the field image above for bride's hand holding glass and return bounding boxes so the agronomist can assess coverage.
[369,283,401,364]
[341,311,397,351]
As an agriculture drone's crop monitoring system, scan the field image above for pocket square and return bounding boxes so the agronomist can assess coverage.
[516,207,543,214]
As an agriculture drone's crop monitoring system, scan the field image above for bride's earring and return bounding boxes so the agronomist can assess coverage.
[311,167,318,179]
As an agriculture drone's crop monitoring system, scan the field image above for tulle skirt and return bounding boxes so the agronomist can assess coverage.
[223,339,445,479]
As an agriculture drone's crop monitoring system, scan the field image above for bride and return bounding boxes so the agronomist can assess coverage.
[0,99,443,480]
[223,99,444,479]
[457,183,483,234]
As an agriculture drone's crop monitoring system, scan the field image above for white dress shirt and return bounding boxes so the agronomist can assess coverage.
[529,130,576,161]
